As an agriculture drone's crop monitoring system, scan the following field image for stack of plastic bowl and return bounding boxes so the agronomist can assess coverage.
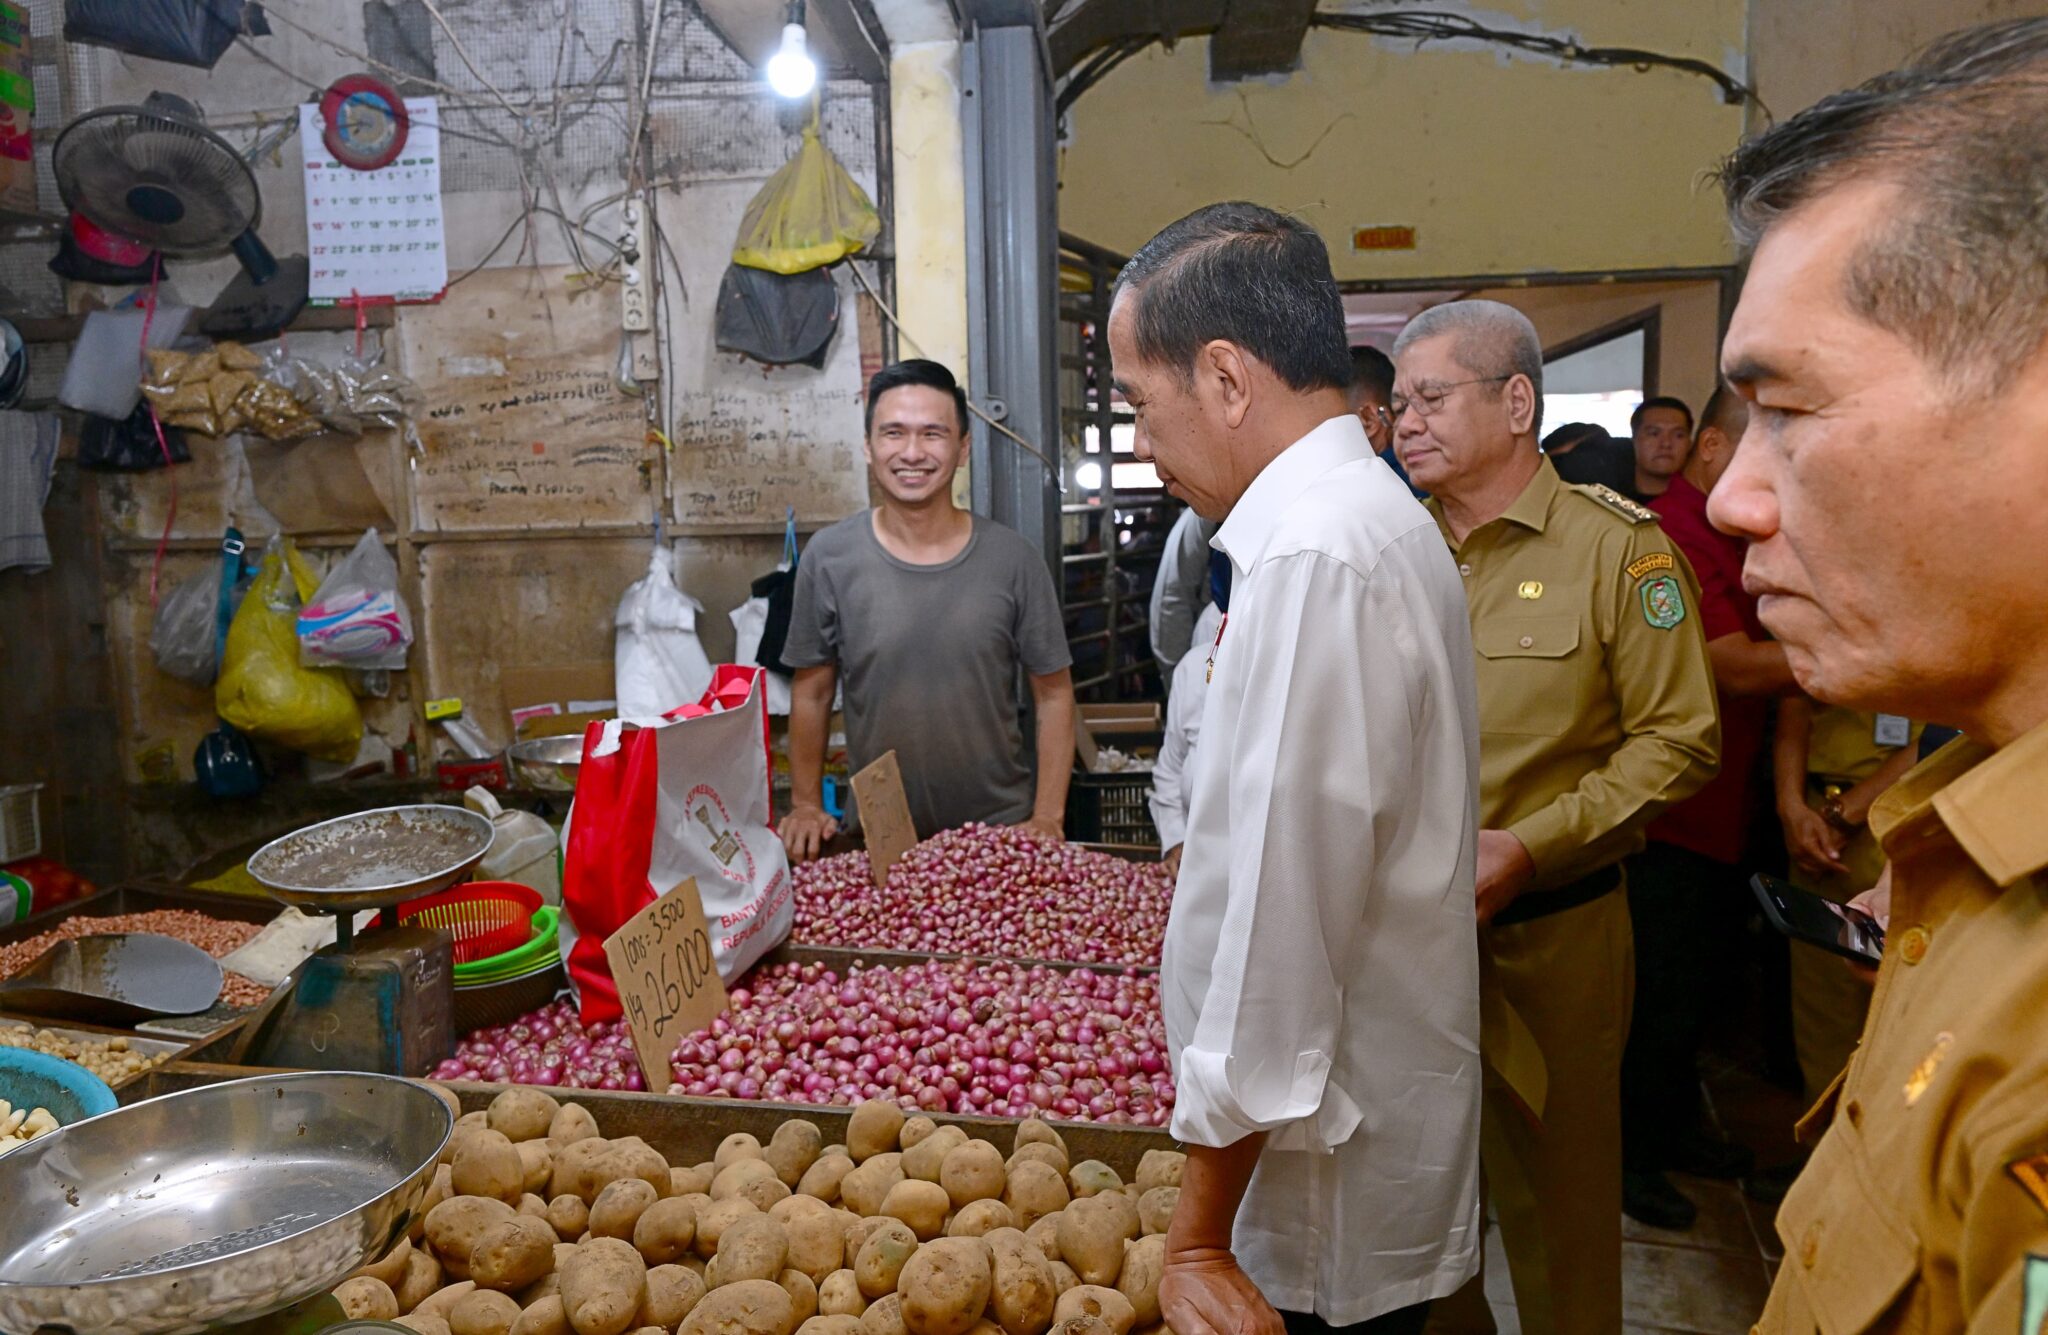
[449,904,565,1033]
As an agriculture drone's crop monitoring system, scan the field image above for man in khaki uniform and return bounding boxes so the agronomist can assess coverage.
[1392,300,1720,1335]
[1709,20,2048,1332]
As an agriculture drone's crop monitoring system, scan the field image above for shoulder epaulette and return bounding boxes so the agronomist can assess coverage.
[1570,483,1658,525]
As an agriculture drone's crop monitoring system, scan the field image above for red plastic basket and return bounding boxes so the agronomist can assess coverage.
[396,881,542,965]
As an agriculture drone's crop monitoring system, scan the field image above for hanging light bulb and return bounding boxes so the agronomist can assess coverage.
[766,15,817,99]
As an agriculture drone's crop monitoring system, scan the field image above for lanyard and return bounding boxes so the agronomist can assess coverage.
[1205,612,1229,683]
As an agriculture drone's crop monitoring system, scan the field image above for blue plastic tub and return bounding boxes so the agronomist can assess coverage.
[0,1046,118,1128]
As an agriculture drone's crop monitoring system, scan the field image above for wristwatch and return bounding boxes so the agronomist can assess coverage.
[1821,784,1860,836]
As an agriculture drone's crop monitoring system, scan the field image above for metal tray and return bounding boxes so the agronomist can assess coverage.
[0,934,225,1025]
[247,805,493,912]
[0,1070,452,1335]
[507,735,583,793]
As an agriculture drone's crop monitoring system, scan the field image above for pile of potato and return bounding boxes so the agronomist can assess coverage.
[331,1086,1181,1335]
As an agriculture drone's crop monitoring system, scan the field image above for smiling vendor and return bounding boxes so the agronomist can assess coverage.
[778,359,1077,863]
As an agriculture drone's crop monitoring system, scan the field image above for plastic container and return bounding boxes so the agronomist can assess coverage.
[464,786,560,904]
[1065,771,1158,847]
[395,881,540,965]
[0,784,42,862]
[452,906,560,984]
[0,1046,117,1128]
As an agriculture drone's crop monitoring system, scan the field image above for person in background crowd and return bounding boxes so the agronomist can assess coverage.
[1349,343,1422,494]
[1619,384,1798,1230]
[1771,699,1919,1100]
[1147,559,1230,879]
[1150,506,1220,677]
[1392,300,1719,1335]
[1629,395,1694,501]
[1541,421,1635,495]
[1709,20,2048,1331]
[779,359,1076,860]
[1115,202,1484,1335]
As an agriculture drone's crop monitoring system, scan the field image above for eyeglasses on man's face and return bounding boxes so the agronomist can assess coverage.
[1389,375,1511,422]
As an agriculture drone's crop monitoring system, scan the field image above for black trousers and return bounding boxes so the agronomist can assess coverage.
[1283,1302,1433,1335]
[1619,839,1744,1170]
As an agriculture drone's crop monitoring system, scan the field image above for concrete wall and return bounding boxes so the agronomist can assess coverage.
[1470,278,1727,421]
[1747,0,2043,128]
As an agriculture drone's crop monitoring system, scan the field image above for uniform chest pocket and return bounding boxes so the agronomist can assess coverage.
[1473,616,1582,737]
[1774,1125,1921,1334]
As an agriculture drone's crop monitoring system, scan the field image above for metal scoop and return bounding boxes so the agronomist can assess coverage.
[0,933,224,1025]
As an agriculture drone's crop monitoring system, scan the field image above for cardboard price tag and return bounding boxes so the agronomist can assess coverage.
[604,878,728,1095]
[851,750,918,887]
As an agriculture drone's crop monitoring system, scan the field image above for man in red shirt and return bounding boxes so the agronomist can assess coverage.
[1619,385,1800,1229]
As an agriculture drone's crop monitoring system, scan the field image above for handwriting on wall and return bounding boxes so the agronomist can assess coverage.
[668,384,868,529]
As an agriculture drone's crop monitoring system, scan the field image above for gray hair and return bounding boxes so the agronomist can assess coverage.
[1718,18,2048,398]
[1392,299,1545,435]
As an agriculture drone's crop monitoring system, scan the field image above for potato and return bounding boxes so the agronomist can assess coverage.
[428,1196,519,1279]
[336,1277,401,1322]
[551,1194,594,1242]
[520,1142,558,1195]
[521,1194,553,1220]
[983,1230,1055,1335]
[447,1111,492,1162]
[823,1147,849,1161]
[593,1180,663,1242]
[963,1322,1005,1335]
[634,1196,701,1265]
[1114,1237,1164,1329]
[679,1279,796,1335]
[1046,1317,1111,1335]
[772,1195,832,1225]
[561,1238,650,1335]
[800,1318,866,1335]
[456,1130,529,1206]
[847,1103,906,1162]
[1012,1122,1066,1158]
[641,1263,708,1330]
[1064,1165,1120,1201]
[719,1215,792,1285]
[898,1117,939,1151]
[552,1104,602,1146]
[766,1120,825,1188]
[472,1215,560,1292]
[417,1165,456,1242]
[787,1209,854,1284]
[1053,1289,1132,1335]
[1046,1264,1080,1298]
[1053,1200,1124,1287]
[1004,1145,1069,1180]
[415,1281,478,1321]
[1130,1154,1182,1196]
[451,1289,525,1335]
[353,1236,414,1288]
[399,1314,454,1335]
[946,1202,1014,1239]
[897,1237,992,1335]
[673,1165,715,1198]
[939,1144,1006,1210]
[489,1089,563,1144]
[511,1296,572,1335]
[553,1139,616,1203]
[523,1274,564,1306]
[902,1128,968,1185]
[717,1159,794,1212]
[860,1294,907,1335]
[842,1217,888,1266]
[717,1133,768,1172]
[1022,1216,1060,1265]
[596,1140,674,1202]
[695,1198,761,1260]
[819,1269,866,1318]
[1002,1164,1069,1232]
[1090,1197,1139,1252]
[799,1155,856,1205]
[841,1157,906,1219]
[397,1247,445,1312]
[1135,1191,1175,1239]
[853,1220,919,1299]
[881,1180,951,1242]
[781,1268,820,1327]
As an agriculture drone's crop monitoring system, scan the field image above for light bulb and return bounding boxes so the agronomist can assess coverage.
[766,23,817,98]
[1075,461,1103,491]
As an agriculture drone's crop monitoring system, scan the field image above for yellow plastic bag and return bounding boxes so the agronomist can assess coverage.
[215,538,363,762]
[732,116,881,275]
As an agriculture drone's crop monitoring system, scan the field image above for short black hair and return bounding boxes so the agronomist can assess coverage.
[1630,395,1694,433]
[865,359,969,435]
[1541,422,1610,455]
[1698,383,1749,442]
[1718,18,2048,397]
[1348,345,1395,404]
[1113,202,1351,394]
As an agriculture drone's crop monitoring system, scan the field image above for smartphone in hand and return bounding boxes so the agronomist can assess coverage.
[1751,873,1886,966]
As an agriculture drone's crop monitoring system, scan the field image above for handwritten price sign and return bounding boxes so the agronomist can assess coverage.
[851,750,918,888]
[603,878,729,1095]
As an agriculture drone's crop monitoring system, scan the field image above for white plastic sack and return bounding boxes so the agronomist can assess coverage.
[615,544,713,719]
[729,596,793,716]
[297,529,412,670]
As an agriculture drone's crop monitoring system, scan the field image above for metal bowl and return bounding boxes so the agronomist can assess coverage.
[248,804,493,912]
[508,735,584,793]
[0,1071,452,1335]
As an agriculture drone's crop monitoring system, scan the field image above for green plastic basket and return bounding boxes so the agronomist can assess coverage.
[452,905,561,984]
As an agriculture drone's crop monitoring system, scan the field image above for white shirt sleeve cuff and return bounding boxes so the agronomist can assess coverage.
[1149,796,1186,851]
[1167,1044,1363,1152]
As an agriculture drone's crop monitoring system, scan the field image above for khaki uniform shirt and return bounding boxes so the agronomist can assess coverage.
[1426,460,1722,891]
[1762,721,2048,1335]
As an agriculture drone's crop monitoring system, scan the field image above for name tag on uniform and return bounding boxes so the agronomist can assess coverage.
[1875,714,1912,748]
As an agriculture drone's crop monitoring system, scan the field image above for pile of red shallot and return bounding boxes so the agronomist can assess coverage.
[432,998,646,1091]
[791,823,1173,966]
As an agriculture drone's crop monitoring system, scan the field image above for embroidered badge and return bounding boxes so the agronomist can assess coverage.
[2009,1157,2048,1219]
[1518,581,1544,600]
[1903,1031,1954,1107]
[1639,575,1687,630]
[1626,552,1675,581]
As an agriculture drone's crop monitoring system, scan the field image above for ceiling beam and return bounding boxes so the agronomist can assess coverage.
[1047,0,1224,79]
[1207,0,1314,81]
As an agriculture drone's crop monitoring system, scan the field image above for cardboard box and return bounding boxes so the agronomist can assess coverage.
[0,2,35,220]
[500,662,616,741]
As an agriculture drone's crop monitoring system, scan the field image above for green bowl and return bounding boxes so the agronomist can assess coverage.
[452,905,561,983]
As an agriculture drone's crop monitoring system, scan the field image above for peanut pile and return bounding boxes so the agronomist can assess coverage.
[0,1023,169,1085]
[0,909,273,1007]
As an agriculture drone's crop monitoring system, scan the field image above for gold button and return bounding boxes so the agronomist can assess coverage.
[1801,1221,1822,1268]
[1899,925,1931,965]
[1518,635,1534,649]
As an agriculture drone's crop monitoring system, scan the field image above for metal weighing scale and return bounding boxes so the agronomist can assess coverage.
[242,805,493,1077]
[0,1070,451,1335]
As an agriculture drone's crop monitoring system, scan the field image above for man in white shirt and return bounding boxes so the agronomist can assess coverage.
[1150,506,1220,676]
[1149,596,1223,876]
[1111,201,1484,1335]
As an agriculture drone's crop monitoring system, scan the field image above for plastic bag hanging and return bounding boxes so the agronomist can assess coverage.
[614,538,714,721]
[731,109,881,275]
